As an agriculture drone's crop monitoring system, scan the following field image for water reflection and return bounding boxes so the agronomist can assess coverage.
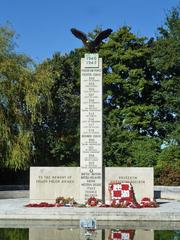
[0,228,28,240]
[29,229,153,240]
[0,228,180,240]
[108,229,135,240]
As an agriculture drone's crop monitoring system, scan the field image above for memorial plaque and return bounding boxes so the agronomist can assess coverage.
[80,54,103,202]
[105,167,154,203]
[30,167,80,203]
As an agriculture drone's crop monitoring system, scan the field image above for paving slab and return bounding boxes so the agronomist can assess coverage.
[0,198,180,222]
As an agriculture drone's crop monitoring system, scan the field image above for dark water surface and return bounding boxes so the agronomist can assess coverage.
[0,228,180,240]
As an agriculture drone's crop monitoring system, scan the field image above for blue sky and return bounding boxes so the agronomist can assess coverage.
[1,0,179,62]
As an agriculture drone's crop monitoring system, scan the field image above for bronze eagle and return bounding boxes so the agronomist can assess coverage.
[71,28,112,52]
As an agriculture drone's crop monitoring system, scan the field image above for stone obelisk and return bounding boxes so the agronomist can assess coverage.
[80,53,102,202]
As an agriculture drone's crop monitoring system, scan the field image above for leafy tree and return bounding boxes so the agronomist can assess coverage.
[152,6,180,184]
[152,6,180,141]
[0,24,52,170]
[32,52,80,166]
[99,26,161,167]
[98,7,179,185]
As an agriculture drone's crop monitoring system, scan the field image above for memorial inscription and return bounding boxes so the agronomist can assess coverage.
[80,54,103,202]
[105,167,154,202]
[36,175,74,184]
[30,167,80,203]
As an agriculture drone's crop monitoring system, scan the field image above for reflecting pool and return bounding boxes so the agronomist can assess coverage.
[0,228,180,240]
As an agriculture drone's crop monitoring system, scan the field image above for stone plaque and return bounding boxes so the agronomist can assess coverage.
[30,167,80,203]
[80,53,102,202]
[105,167,154,203]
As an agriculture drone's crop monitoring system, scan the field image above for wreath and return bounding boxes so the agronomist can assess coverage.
[86,197,98,207]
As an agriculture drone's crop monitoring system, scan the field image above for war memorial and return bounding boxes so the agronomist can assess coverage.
[0,28,180,240]
[29,29,154,205]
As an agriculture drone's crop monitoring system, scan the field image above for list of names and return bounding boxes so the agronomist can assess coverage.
[80,54,102,202]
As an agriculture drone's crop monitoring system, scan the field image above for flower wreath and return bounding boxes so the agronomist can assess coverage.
[108,181,135,202]
[86,197,98,207]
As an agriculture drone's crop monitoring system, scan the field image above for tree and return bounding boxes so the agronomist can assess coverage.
[152,6,180,184]
[152,6,180,141]
[32,52,80,166]
[98,26,161,167]
[0,24,52,170]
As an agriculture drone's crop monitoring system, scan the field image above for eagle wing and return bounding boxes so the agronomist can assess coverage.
[93,28,112,47]
[71,28,88,46]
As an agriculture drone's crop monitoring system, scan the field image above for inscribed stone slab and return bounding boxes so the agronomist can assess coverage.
[30,167,80,203]
[80,54,103,202]
[105,167,154,203]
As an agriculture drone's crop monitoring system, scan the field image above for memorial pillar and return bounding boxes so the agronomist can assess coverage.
[80,53,103,202]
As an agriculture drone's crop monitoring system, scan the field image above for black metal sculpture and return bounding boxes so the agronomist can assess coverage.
[71,28,112,52]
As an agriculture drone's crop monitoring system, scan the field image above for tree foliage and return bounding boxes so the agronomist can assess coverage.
[152,7,180,183]
[0,24,52,169]
[100,26,161,167]
[32,52,80,166]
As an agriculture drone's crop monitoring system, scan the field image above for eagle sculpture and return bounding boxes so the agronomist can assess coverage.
[71,28,112,52]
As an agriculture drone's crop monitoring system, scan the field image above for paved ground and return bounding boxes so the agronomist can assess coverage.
[0,198,180,223]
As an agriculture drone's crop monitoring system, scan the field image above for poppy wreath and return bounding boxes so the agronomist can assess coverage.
[108,181,158,208]
[140,197,159,208]
[55,196,76,205]
[86,197,99,207]
[25,202,56,207]
[109,181,136,203]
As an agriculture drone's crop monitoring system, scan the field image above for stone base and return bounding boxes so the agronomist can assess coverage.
[30,167,154,204]
[1,198,180,222]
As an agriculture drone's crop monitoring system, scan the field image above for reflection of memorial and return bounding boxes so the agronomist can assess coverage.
[80,229,102,240]
[108,229,135,240]
[107,229,154,240]
[29,228,154,240]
